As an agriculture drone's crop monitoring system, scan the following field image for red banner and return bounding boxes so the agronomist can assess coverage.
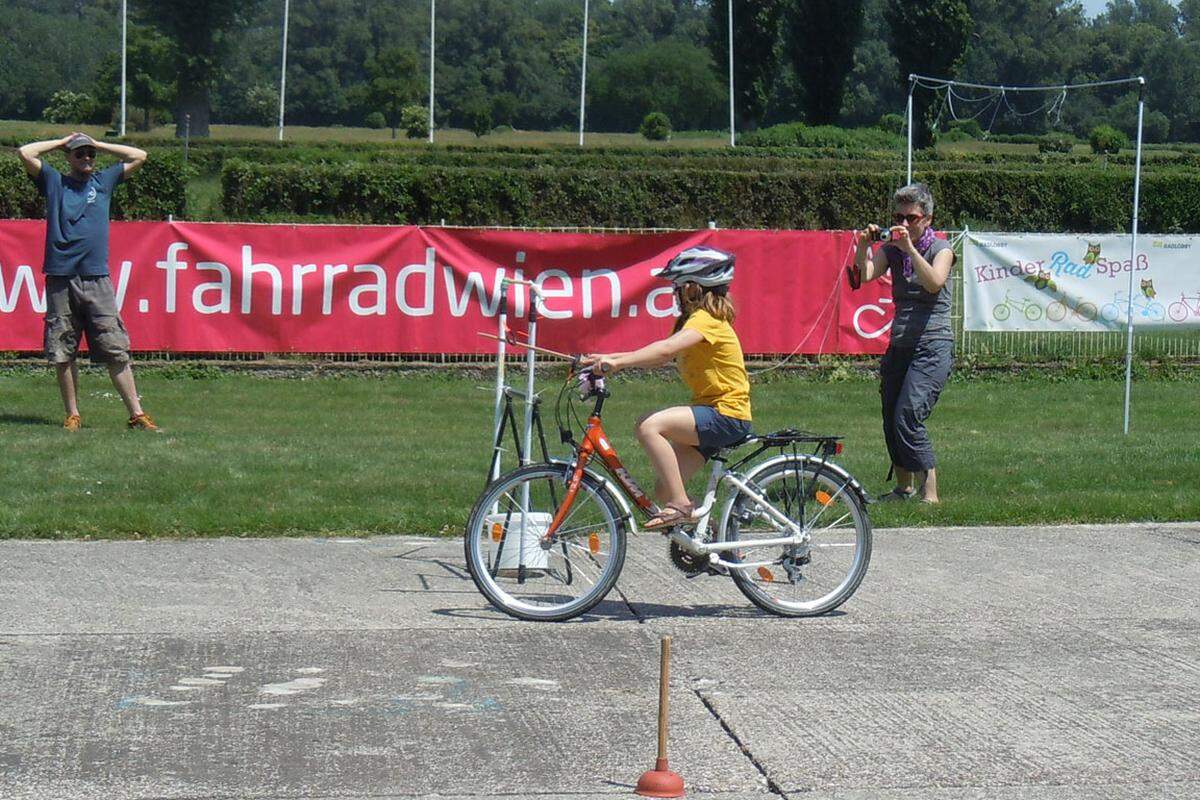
[0,221,894,355]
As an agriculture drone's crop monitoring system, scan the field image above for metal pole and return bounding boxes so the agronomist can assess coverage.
[1122,78,1146,435]
[491,284,508,484]
[277,0,290,142]
[119,0,127,137]
[906,76,915,184]
[578,0,589,147]
[728,0,735,147]
[428,0,436,144]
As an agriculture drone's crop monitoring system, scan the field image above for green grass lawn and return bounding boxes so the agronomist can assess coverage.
[0,366,1195,539]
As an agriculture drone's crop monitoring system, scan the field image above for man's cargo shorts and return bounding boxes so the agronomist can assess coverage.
[44,275,132,365]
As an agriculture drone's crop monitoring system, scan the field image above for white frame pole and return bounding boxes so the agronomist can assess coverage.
[578,0,589,147]
[905,75,915,184]
[491,285,508,485]
[119,0,127,137]
[429,0,436,144]
[728,0,735,147]
[1122,77,1146,435]
[277,0,290,142]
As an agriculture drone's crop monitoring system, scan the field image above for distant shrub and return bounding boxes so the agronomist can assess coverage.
[640,112,672,141]
[1090,125,1129,155]
[364,111,387,130]
[244,85,279,127]
[946,119,983,139]
[1038,133,1076,154]
[42,90,95,124]
[401,105,428,139]
[464,99,492,138]
[878,113,905,134]
[741,122,902,150]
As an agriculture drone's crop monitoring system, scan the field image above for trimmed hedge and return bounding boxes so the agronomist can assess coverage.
[0,151,188,220]
[221,159,1200,232]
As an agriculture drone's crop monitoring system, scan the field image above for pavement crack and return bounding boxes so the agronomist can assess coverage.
[694,688,788,798]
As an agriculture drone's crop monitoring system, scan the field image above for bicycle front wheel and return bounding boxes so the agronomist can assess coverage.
[464,463,627,622]
[718,458,871,617]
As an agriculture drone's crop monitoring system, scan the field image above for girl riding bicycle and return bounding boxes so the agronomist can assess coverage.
[582,246,752,530]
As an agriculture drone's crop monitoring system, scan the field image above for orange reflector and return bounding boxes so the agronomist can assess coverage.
[815,490,833,506]
[757,567,774,582]
[835,442,844,455]
[588,533,601,554]
[491,523,503,542]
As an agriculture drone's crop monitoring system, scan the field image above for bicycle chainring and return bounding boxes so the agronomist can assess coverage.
[669,541,709,577]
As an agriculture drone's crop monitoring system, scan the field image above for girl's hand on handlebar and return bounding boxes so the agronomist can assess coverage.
[580,353,618,375]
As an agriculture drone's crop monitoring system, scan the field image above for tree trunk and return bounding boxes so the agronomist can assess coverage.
[175,88,211,138]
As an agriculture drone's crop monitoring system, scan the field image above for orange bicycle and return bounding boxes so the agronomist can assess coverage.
[464,360,873,622]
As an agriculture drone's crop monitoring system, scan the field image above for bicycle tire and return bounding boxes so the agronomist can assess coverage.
[717,458,871,617]
[464,462,627,622]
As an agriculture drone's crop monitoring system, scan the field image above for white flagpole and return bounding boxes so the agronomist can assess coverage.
[906,76,915,184]
[728,0,734,147]
[429,0,436,143]
[119,0,127,137]
[578,0,589,147]
[1122,77,1146,435]
[277,0,290,142]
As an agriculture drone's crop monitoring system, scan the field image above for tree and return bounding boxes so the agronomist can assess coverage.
[785,0,865,125]
[708,0,788,130]
[365,47,421,139]
[136,0,266,137]
[589,40,726,131]
[92,24,175,131]
[885,0,973,148]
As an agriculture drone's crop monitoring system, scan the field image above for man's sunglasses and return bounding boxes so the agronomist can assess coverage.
[893,212,926,224]
[71,149,97,159]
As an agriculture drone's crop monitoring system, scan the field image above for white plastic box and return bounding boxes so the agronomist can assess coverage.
[484,512,551,576]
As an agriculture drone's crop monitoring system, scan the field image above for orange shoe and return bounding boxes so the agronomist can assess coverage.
[63,414,81,431]
[127,412,159,431]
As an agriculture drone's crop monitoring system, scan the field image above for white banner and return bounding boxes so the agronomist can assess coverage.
[964,233,1200,331]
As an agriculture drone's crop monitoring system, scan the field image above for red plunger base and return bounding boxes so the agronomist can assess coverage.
[635,758,685,798]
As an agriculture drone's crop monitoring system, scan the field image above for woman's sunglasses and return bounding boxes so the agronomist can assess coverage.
[893,212,926,225]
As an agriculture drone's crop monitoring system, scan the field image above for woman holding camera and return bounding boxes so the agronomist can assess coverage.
[849,182,955,503]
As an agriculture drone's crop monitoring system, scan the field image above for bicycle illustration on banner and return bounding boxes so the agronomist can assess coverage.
[1100,290,1165,324]
[1167,291,1200,322]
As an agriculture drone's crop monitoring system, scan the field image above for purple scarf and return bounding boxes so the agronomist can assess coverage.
[902,227,937,281]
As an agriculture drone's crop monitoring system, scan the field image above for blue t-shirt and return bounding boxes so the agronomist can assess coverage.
[34,162,125,277]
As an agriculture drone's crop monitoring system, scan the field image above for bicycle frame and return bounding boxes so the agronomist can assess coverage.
[544,379,859,569]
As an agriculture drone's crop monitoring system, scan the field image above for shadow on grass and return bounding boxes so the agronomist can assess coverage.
[0,413,55,426]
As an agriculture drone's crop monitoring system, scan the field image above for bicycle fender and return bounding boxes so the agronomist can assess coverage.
[549,458,640,534]
[744,454,871,508]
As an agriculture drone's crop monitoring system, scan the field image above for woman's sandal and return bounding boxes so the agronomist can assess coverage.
[643,501,696,531]
[876,487,917,503]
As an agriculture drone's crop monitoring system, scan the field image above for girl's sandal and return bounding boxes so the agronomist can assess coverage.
[643,502,696,531]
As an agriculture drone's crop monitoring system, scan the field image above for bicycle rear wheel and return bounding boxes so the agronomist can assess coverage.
[718,458,871,617]
[464,463,627,622]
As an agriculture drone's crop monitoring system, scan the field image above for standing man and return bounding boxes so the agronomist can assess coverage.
[17,132,157,431]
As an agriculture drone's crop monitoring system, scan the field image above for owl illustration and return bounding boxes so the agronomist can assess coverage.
[1083,242,1101,264]
[1032,268,1056,292]
[1140,278,1156,299]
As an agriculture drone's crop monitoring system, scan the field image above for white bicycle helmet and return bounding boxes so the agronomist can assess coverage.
[658,246,735,288]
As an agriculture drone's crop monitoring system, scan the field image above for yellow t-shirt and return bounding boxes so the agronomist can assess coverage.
[677,309,752,421]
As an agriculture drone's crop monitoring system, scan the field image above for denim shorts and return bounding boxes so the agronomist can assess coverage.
[691,405,753,459]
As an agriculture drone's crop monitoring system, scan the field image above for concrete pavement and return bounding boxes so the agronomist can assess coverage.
[1,522,1197,799]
